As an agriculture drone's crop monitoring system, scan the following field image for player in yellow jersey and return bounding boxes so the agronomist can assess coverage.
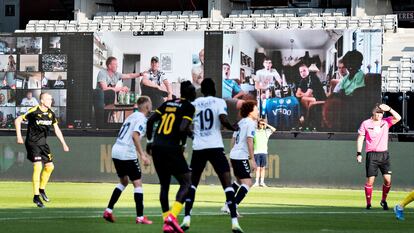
[15,93,69,208]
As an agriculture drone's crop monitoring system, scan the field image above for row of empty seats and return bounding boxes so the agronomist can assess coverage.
[23,15,398,32]
[94,10,203,20]
[382,56,414,92]
[229,8,347,18]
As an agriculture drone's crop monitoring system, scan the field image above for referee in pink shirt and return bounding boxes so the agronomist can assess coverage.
[357,104,401,210]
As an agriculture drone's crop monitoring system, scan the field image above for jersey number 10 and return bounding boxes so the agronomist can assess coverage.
[158,113,176,135]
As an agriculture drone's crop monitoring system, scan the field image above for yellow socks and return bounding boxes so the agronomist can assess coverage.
[40,164,54,190]
[32,163,42,195]
[401,191,414,208]
[162,211,171,219]
[171,201,183,218]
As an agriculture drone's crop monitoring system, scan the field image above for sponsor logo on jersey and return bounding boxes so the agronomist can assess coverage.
[272,108,292,116]
[167,102,182,107]
[165,106,177,112]
[36,120,53,125]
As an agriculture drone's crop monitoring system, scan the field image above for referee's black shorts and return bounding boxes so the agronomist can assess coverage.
[152,146,190,184]
[365,151,391,177]
[190,148,230,186]
[25,143,53,163]
[112,158,142,181]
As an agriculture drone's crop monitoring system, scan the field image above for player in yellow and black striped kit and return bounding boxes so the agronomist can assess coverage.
[15,92,69,208]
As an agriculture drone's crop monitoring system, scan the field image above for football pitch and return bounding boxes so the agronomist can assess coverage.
[0,182,413,233]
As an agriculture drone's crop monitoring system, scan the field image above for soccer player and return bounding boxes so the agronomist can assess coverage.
[15,92,69,208]
[229,101,258,212]
[103,96,153,224]
[357,103,401,210]
[253,119,276,187]
[146,81,195,233]
[394,191,414,220]
[180,78,243,233]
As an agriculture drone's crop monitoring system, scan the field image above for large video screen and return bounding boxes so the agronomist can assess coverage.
[1,30,383,133]
[0,35,68,129]
[92,31,204,129]
[221,29,382,132]
[0,32,93,129]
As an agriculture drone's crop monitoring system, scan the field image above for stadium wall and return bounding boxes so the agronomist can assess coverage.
[0,136,413,190]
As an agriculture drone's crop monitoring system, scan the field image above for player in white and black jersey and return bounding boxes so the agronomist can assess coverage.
[229,100,258,212]
[103,96,153,225]
[180,78,244,233]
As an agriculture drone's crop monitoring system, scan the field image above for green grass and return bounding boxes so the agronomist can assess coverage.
[0,182,413,233]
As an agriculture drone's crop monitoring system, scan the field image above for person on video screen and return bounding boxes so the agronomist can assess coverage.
[333,50,365,96]
[141,56,173,101]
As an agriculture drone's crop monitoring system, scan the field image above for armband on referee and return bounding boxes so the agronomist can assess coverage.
[356,152,362,156]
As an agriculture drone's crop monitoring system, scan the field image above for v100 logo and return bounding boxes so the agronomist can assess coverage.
[272,108,292,116]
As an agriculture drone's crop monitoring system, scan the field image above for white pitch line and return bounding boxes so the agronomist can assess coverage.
[0,210,411,221]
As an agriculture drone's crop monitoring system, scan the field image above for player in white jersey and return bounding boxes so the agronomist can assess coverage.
[180,78,244,233]
[103,96,153,225]
[229,100,258,212]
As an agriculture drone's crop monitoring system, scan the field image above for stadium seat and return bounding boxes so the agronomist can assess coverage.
[153,22,164,31]
[127,12,138,17]
[301,17,313,29]
[175,20,186,31]
[187,21,197,31]
[312,17,324,29]
[209,21,220,30]
[110,22,121,31]
[55,24,65,32]
[221,19,232,30]
[278,17,289,29]
[336,8,347,16]
[400,67,412,92]
[131,21,143,31]
[35,24,46,32]
[336,17,348,29]
[348,17,359,28]
[359,17,371,28]
[240,10,252,18]
[45,23,56,32]
[266,18,277,29]
[78,23,88,31]
[324,17,336,29]
[121,22,132,31]
[198,19,209,30]
[142,22,153,31]
[262,9,274,18]
[229,10,241,18]
[384,15,397,31]
[386,65,400,92]
[100,22,110,31]
[251,10,264,18]
[255,18,266,30]
[289,17,301,29]
[192,11,203,18]
[25,25,35,32]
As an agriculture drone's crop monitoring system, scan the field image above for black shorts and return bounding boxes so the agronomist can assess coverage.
[254,153,267,167]
[152,146,190,183]
[231,159,252,179]
[190,148,230,186]
[112,158,142,181]
[25,143,53,163]
[366,151,392,177]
